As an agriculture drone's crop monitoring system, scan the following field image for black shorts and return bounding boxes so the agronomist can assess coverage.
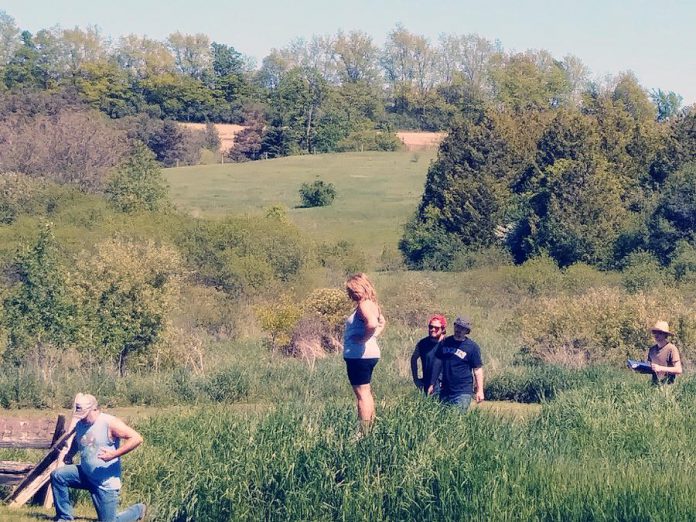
[345,358,379,386]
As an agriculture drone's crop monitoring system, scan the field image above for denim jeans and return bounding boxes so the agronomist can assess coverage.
[440,392,473,413]
[51,465,144,522]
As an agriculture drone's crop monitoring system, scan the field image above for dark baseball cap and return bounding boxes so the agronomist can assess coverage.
[453,316,472,330]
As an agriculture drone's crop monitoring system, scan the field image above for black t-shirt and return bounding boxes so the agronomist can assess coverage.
[431,336,483,395]
[415,336,440,385]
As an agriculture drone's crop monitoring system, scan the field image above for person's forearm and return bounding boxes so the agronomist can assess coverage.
[653,364,682,375]
[114,435,143,458]
[474,368,484,394]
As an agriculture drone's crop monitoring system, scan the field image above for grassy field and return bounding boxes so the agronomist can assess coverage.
[165,151,436,260]
[3,150,695,520]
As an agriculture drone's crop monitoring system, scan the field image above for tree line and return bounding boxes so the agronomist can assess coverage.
[400,78,696,273]
[0,10,686,162]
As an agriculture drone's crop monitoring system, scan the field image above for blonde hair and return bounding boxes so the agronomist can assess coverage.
[345,273,378,304]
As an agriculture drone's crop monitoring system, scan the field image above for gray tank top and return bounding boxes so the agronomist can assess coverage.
[343,309,380,359]
[76,413,122,490]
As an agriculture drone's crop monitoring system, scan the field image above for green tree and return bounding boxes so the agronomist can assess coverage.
[268,67,328,154]
[105,142,169,212]
[489,50,572,111]
[650,89,683,122]
[647,162,696,263]
[75,59,142,117]
[0,10,20,66]
[75,238,182,376]
[3,30,43,89]
[1,224,80,364]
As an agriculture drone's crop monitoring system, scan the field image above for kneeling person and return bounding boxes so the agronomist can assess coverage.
[428,316,484,412]
[51,393,146,522]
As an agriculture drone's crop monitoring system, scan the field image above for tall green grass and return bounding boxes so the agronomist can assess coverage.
[123,378,696,521]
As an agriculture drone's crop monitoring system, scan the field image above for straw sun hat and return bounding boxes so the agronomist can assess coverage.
[650,321,674,336]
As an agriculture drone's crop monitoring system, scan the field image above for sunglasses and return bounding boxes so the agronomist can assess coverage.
[428,324,443,330]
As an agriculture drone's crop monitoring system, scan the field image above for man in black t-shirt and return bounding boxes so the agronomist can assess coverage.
[428,316,484,412]
[410,315,446,393]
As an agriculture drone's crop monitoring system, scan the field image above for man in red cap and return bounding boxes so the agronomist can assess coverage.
[647,321,682,385]
[410,315,447,393]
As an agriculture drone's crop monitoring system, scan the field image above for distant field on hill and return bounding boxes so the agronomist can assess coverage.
[165,151,437,260]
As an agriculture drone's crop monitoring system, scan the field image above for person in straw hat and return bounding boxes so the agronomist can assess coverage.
[647,321,682,385]
[51,393,147,521]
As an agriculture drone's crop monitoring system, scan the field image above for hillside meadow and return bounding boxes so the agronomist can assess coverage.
[2,150,695,521]
[164,150,437,262]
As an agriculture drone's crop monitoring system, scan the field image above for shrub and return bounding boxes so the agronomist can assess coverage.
[282,288,351,365]
[74,237,183,376]
[105,142,170,213]
[501,253,563,296]
[0,109,128,191]
[317,240,367,275]
[449,246,513,271]
[176,216,310,297]
[174,284,238,339]
[299,180,336,208]
[670,241,696,283]
[561,262,616,294]
[514,287,696,366]
[0,173,39,224]
[335,130,402,152]
[255,295,303,351]
[621,251,668,294]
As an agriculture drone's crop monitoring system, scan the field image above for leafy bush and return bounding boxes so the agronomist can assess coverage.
[105,142,170,213]
[621,250,668,293]
[75,237,183,376]
[514,287,696,366]
[561,262,617,294]
[501,253,563,296]
[176,216,310,297]
[449,246,513,271]
[670,241,696,283]
[299,179,336,208]
[255,295,303,351]
[282,288,352,364]
[316,240,367,275]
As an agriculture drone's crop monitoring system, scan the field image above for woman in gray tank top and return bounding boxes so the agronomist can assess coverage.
[343,273,386,436]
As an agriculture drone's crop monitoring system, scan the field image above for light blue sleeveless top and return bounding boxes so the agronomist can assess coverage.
[76,413,122,490]
[343,310,380,359]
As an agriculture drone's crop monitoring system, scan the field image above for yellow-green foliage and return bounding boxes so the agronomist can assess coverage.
[255,294,303,350]
[74,237,183,370]
[515,287,696,366]
[302,287,351,333]
[501,253,563,296]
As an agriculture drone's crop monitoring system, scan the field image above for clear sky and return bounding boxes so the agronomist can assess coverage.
[3,0,695,104]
